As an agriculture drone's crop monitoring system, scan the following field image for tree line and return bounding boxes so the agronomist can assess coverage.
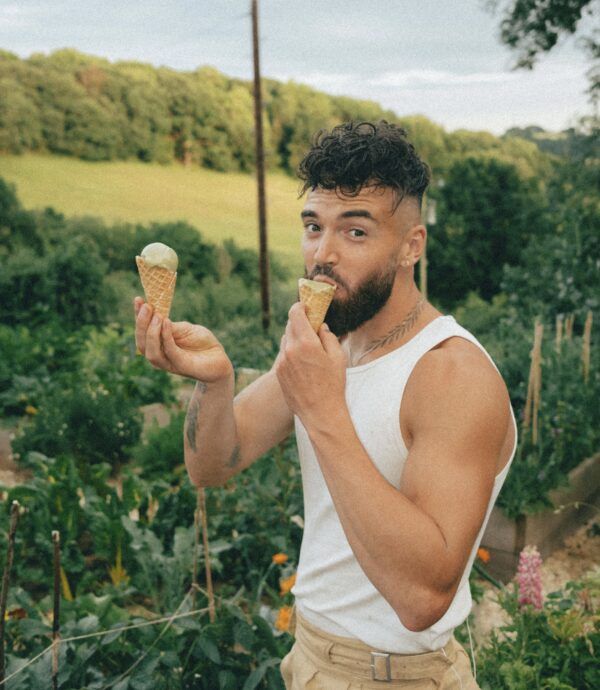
[0,48,552,179]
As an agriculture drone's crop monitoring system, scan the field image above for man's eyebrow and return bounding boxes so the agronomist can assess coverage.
[300,209,377,220]
[339,209,376,221]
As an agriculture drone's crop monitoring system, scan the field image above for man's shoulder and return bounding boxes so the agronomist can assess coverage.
[403,335,510,436]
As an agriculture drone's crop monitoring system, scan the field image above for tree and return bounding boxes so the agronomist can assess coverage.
[0,177,41,254]
[427,157,548,308]
[489,0,599,102]
[500,158,600,331]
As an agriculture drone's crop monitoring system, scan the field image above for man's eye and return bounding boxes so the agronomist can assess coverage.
[305,223,320,233]
[349,228,366,238]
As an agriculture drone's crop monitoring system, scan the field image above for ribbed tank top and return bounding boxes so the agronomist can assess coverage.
[292,314,518,653]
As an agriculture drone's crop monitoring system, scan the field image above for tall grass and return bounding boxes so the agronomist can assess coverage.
[0,154,305,274]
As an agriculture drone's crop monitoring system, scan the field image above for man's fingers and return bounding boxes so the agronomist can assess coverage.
[161,319,183,367]
[134,296,144,317]
[144,313,169,369]
[318,322,339,352]
[135,302,153,354]
[287,302,316,340]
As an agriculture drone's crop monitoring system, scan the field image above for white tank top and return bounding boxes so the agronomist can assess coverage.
[292,314,518,653]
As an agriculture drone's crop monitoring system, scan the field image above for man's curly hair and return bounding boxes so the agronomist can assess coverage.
[297,121,430,209]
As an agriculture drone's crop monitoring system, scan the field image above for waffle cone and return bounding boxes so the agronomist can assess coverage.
[136,256,177,317]
[298,278,336,332]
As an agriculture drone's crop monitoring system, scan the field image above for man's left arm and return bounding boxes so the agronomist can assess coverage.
[276,303,510,632]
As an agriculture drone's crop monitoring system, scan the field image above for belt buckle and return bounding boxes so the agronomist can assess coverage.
[370,651,391,682]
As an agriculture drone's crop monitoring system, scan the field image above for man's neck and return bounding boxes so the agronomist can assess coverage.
[342,280,436,366]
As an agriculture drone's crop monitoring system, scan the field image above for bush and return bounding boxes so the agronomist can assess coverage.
[12,384,143,475]
[78,324,176,407]
[132,410,186,479]
[497,332,600,518]
[0,237,114,329]
[476,577,599,689]
[0,323,91,415]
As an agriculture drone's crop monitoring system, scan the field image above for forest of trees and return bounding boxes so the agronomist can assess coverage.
[0,48,553,180]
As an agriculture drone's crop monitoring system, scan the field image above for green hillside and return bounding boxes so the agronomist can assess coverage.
[0,153,305,272]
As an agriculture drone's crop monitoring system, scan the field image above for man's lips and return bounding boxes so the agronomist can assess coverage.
[312,275,338,288]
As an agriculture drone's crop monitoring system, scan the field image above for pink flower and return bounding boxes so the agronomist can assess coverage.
[516,545,543,610]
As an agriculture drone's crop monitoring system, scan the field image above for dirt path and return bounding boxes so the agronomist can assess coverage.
[0,423,29,487]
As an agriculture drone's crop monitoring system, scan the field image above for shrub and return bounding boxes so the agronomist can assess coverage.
[0,237,114,329]
[476,576,599,689]
[0,323,91,415]
[78,324,176,407]
[132,410,186,479]
[12,384,142,475]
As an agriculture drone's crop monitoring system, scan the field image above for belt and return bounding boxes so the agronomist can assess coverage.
[294,609,458,683]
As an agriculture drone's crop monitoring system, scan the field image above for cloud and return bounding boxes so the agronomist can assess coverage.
[372,69,519,87]
[0,4,30,28]
[274,69,521,95]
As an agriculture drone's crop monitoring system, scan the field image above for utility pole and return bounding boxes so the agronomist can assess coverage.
[251,0,270,331]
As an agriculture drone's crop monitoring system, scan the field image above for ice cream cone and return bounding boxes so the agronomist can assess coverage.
[136,256,177,318]
[298,278,336,332]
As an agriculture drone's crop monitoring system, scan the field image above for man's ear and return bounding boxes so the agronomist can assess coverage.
[401,224,427,264]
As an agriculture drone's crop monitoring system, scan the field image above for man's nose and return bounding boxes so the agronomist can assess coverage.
[313,231,339,265]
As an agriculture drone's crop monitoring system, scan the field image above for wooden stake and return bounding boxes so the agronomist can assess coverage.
[565,313,574,340]
[555,314,563,354]
[582,310,593,384]
[532,321,544,446]
[198,489,215,622]
[191,490,201,610]
[523,318,543,445]
[0,501,20,684]
[52,531,61,690]
[523,319,536,431]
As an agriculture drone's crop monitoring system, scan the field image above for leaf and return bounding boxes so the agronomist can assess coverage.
[242,658,281,690]
[16,618,51,637]
[75,614,100,634]
[197,635,221,664]
[100,625,126,645]
[234,621,256,651]
[219,670,237,690]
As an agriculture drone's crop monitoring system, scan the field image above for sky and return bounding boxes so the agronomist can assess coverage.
[0,0,596,134]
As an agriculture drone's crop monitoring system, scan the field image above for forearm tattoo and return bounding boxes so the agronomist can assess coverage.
[227,444,241,469]
[184,382,207,452]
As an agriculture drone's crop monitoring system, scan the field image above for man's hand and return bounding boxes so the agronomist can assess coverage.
[134,297,234,383]
[275,302,347,427]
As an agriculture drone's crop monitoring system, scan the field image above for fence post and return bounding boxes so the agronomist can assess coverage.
[0,501,20,683]
[582,310,592,384]
[197,489,215,622]
[52,531,61,690]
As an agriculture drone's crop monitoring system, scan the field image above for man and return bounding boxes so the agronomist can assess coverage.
[134,121,517,688]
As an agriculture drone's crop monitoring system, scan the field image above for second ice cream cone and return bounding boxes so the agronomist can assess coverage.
[298,278,336,332]
[136,256,177,318]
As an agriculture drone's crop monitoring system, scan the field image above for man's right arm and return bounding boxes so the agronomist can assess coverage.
[134,297,293,487]
[183,367,294,486]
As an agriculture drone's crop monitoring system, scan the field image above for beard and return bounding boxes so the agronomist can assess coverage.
[305,260,397,337]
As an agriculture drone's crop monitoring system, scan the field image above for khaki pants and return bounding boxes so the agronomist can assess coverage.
[281,608,480,689]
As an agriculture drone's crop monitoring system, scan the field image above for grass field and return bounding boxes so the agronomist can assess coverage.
[0,154,305,273]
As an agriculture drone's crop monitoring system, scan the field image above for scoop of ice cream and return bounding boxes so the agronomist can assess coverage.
[140,242,178,272]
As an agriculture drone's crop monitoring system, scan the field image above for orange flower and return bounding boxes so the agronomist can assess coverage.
[272,552,288,565]
[477,547,491,564]
[280,573,296,596]
[25,405,38,415]
[275,606,293,632]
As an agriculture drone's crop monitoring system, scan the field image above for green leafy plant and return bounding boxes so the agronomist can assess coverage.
[476,576,599,689]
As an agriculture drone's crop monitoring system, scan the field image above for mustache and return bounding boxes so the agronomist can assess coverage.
[305,265,349,291]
